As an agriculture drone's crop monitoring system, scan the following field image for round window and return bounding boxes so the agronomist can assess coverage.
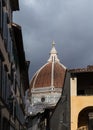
[41,96,45,102]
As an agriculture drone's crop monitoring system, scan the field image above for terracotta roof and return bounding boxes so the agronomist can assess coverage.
[54,63,65,87]
[30,63,51,88]
[29,62,66,90]
[69,65,93,73]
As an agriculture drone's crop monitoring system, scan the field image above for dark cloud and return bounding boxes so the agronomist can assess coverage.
[14,0,93,79]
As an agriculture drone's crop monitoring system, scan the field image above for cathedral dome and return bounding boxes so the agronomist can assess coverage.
[29,41,66,91]
[26,41,66,116]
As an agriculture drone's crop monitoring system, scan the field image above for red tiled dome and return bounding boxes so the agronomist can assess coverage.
[29,41,66,91]
[30,62,66,89]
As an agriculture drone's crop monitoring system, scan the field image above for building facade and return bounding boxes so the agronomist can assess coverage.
[0,0,29,130]
[50,71,70,130]
[70,66,93,130]
[50,66,93,130]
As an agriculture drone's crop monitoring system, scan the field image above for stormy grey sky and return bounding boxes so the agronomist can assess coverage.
[14,0,93,80]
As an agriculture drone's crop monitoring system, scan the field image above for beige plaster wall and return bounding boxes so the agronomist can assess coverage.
[71,96,93,130]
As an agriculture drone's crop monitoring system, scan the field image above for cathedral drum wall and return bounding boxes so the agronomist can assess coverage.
[71,96,93,130]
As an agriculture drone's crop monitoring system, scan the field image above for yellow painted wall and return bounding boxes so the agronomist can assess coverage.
[71,96,93,130]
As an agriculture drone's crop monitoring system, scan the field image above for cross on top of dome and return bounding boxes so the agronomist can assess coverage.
[51,41,57,54]
[52,40,55,47]
[48,41,60,62]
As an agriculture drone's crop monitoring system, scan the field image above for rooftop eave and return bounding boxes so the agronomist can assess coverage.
[69,65,93,74]
[10,0,19,11]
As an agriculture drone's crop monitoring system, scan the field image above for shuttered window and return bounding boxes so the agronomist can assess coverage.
[3,12,8,50]
[0,57,2,96]
[0,0,2,31]
[7,28,13,62]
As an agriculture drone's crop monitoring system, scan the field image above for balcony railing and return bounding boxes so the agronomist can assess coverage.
[77,126,88,130]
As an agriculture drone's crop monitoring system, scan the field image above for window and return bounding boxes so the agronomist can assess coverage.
[3,118,10,130]
[6,0,12,23]
[2,64,7,101]
[0,51,4,97]
[77,88,93,96]
[3,12,8,50]
[0,57,2,96]
[77,73,93,96]
[10,126,15,130]
[0,107,1,130]
[77,90,85,95]
[0,0,2,32]
[7,28,13,62]
[6,75,11,104]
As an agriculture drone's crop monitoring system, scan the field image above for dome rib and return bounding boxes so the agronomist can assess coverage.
[51,61,54,87]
